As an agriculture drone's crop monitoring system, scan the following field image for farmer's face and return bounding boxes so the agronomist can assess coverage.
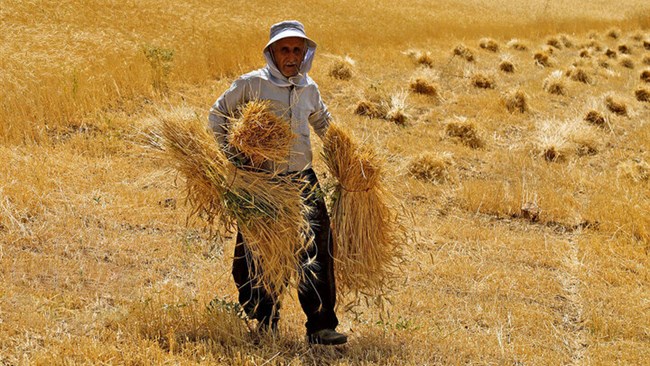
[271,37,306,77]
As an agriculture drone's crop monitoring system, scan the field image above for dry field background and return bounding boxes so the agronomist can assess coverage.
[1,0,650,364]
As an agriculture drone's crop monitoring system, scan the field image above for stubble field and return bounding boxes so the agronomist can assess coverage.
[1,1,650,364]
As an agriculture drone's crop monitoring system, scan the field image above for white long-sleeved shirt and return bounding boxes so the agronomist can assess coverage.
[208,40,331,173]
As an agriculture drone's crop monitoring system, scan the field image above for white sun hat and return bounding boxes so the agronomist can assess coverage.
[264,20,317,50]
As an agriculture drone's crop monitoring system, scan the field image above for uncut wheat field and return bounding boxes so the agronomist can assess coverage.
[1,1,650,364]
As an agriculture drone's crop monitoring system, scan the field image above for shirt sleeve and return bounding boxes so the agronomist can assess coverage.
[308,86,332,139]
[208,78,248,147]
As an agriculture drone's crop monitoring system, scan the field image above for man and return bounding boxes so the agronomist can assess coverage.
[208,20,347,346]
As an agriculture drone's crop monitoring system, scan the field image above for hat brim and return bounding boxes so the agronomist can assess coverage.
[264,29,317,50]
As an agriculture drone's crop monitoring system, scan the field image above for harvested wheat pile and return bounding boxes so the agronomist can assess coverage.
[415,53,434,67]
[228,100,295,167]
[620,56,635,69]
[499,55,515,73]
[410,77,438,96]
[355,99,387,119]
[641,70,650,83]
[534,51,552,67]
[479,38,499,52]
[445,117,484,148]
[604,94,628,116]
[546,37,563,50]
[607,28,621,39]
[470,71,495,89]
[159,110,311,297]
[565,66,592,84]
[559,34,574,48]
[322,123,403,297]
[502,89,528,113]
[386,92,410,125]
[543,70,566,95]
[404,49,433,67]
[453,44,475,62]
[617,44,631,54]
[329,56,355,80]
[598,58,612,69]
[588,40,603,51]
[407,152,455,184]
[507,38,528,51]
[636,87,650,102]
[584,110,608,127]
[534,118,598,162]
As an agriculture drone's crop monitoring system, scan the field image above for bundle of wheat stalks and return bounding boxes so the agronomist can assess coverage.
[322,123,403,297]
[159,105,310,297]
[228,100,295,167]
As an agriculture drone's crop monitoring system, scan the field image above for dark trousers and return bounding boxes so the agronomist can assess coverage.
[232,168,338,334]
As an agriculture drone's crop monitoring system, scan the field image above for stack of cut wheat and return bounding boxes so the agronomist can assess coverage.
[322,123,404,299]
[159,102,309,297]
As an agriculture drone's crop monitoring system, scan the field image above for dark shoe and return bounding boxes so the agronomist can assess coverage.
[307,329,348,345]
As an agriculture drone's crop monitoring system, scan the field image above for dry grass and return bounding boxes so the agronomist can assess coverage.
[543,70,567,95]
[479,37,500,52]
[406,152,456,184]
[502,88,529,113]
[617,158,650,183]
[329,56,355,80]
[228,100,295,167]
[644,55,650,65]
[322,124,403,298]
